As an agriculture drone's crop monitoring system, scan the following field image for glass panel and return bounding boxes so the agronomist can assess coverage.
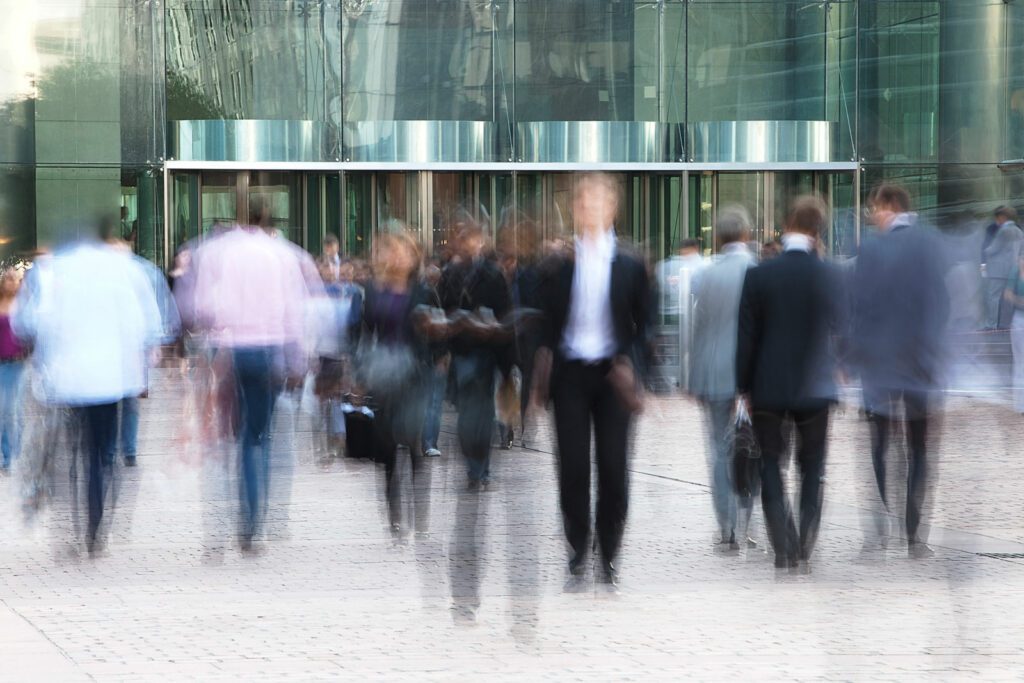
[859,2,940,163]
[172,172,200,255]
[249,171,302,244]
[121,168,163,264]
[342,0,506,123]
[771,171,815,242]
[0,165,36,262]
[376,173,419,233]
[822,172,857,259]
[343,172,374,258]
[717,173,765,246]
[165,0,333,123]
[514,1,661,122]
[200,171,238,234]
[431,172,479,256]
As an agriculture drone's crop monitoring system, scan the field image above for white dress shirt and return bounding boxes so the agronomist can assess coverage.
[562,228,617,361]
[781,233,815,253]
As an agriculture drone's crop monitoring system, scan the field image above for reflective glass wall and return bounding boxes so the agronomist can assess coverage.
[4,2,1024,263]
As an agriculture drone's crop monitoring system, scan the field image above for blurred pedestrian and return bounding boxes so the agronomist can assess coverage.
[0,267,26,473]
[420,263,448,458]
[655,238,705,322]
[736,196,841,571]
[981,206,1022,330]
[320,234,342,282]
[359,231,435,536]
[690,206,757,551]
[440,222,511,490]
[851,184,950,557]
[13,221,163,554]
[533,173,652,586]
[192,197,309,551]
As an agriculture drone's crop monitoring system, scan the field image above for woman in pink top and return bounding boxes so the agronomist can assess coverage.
[0,267,26,471]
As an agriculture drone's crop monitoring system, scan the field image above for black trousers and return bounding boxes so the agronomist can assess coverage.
[753,407,829,563]
[76,402,119,544]
[551,360,632,566]
[866,389,930,543]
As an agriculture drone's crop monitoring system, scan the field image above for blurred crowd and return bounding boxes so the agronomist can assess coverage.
[1,173,1022,619]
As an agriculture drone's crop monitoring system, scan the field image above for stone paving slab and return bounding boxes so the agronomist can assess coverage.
[0,368,1023,680]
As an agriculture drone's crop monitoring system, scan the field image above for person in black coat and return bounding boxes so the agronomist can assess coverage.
[533,173,652,586]
[440,222,512,490]
[736,196,842,570]
[850,183,950,557]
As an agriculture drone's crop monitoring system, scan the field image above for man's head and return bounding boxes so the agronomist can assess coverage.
[868,184,911,231]
[786,196,828,239]
[456,222,485,260]
[715,205,752,249]
[248,195,273,230]
[994,205,1018,226]
[678,238,700,257]
[338,259,355,284]
[323,234,340,259]
[572,173,621,240]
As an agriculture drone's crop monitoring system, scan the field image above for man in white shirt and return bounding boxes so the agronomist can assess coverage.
[533,173,652,587]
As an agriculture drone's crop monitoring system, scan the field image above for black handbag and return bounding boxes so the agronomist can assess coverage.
[730,401,761,498]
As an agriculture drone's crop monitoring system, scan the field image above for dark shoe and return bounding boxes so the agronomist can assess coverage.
[774,554,798,569]
[568,553,586,577]
[908,542,935,559]
[600,560,619,586]
[124,456,138,467]
[466,479,481,492]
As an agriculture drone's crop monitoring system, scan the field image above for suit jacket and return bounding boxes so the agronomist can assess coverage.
[690,246,755,401]
[983,220,1023,281]
[850,219,950,393]
[736,249,841,412]
[439,256,512,360]
[538,242,652,378]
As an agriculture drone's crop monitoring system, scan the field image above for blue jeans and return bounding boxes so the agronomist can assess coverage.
[421,366,445,452]
[0,361,25,467]
[233,347,279,541]
[119,396,140,458]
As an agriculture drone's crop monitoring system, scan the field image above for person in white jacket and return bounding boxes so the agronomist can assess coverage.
[14,223,162,554]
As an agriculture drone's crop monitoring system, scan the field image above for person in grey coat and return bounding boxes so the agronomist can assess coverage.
[689,206,757,551]
[982,206,1023,330]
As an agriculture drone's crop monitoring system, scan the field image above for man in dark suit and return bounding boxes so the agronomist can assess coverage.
[533,173,652,586]
[851,184,949,558]
[736,196,841,570]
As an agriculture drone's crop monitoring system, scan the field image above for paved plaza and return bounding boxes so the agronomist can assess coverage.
[1,368,1024,681]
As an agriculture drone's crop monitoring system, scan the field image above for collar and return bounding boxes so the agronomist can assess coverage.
[782,233,814,253]
[721,242,749,256]
[887,212,917,232]
[575,228,616,259]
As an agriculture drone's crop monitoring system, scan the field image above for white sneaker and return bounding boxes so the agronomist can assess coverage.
[424,448,441,457]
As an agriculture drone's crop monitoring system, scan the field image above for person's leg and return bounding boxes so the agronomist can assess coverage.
[986,278,1005,329]
[1013,312,1024,412]
[233,348,274,545]
[0,363,14,468]
[594,369,632,571]
[82,403,118,549]
[119,396,140,464]
[753,410,796,567]
[422,366,444,453]
[454,355,496,483]
[703,399,737,543]
[793,407,829,561]
[903,391,931,545]
[551,361,592,570]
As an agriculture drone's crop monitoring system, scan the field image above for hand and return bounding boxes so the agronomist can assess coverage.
[608,355,644,414]
[1004,289,1017,304]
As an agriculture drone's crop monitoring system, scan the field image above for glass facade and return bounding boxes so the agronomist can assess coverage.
[0,1,1019,264]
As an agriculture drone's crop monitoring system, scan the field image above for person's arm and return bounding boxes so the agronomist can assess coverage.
[735,270,759,400]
